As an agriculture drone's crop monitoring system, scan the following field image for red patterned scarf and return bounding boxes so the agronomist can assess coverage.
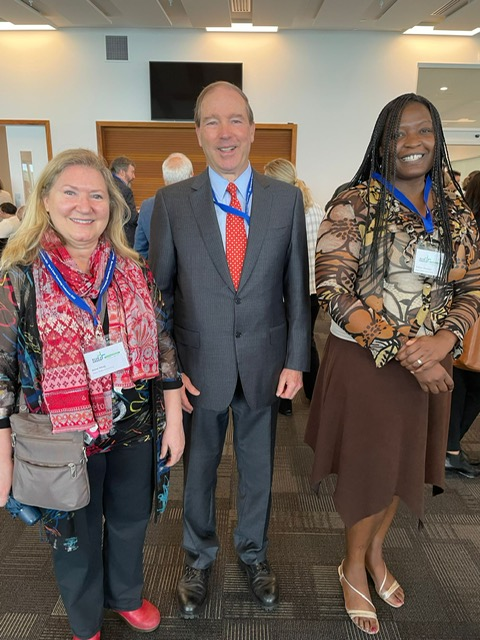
[33,232,159,434]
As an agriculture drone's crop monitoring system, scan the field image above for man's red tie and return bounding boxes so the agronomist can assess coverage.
[226,182,247,290]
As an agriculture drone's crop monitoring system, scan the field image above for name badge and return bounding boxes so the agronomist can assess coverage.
[83,342,129,380]
[413,246,443,278]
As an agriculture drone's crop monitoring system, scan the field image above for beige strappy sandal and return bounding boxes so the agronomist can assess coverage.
[338,560,379,635]
[373,562,404,608]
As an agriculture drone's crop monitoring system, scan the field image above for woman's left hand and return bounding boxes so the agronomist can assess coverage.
[0,430,13,507]
[161,422,185,467]
[396,330,457,373]
[161,388,185,467]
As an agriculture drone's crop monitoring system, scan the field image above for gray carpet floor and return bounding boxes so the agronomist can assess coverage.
[1,312,480,640]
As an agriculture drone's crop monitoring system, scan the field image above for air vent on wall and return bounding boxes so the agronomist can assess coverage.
[105,35,128,61]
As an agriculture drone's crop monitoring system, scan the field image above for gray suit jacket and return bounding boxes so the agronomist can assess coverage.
[149,169,310,411]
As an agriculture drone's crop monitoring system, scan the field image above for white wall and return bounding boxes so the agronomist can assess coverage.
[453,157,480,180]
[1,28,479,207]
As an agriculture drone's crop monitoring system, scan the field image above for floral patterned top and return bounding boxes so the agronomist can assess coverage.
[0,264,182,429]
[316,179,480,367]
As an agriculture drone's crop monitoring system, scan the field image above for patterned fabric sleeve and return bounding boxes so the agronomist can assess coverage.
[0,270,20,428]
[315,190,406,367]
[143,265,182,389]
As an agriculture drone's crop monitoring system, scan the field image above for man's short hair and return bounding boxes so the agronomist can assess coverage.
[110,156,135,174]
[0,202,17,215]
[194,81,254,127]
[162,153,194,185]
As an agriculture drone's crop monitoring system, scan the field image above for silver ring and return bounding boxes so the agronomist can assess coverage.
[417,358,423,366]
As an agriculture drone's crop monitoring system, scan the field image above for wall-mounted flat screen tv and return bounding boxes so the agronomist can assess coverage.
[149,61,243,121]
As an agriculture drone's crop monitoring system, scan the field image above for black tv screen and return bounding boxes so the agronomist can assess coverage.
[149,61,243,121]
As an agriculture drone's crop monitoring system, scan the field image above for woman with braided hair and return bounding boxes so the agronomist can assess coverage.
[305,94,480,635]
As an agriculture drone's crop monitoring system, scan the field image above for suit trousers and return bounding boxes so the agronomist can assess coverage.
[51,438,153,639]
[182,379,279,569]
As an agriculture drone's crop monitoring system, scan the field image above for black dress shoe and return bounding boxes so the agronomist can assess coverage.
[177,565,210,618]
[239,559,279,610]
[445,451,480,479]
[278,399,293,416]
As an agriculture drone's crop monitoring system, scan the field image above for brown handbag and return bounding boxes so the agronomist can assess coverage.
[454,320,480,372]
[10,412,90,511]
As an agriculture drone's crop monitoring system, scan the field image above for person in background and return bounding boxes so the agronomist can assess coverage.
[0,202,21,239]
[0,149,184,640]
[443,168,462,197]
[462,169,480,192]
[15,205,25,221]
[264,158,324,415]
[110,156,138,248]
[134,153,194,259]
[0,178,12,206]
[305,94,480,635]
[149,81,309,619]
[0,202,21,255]
[446,171,480,478]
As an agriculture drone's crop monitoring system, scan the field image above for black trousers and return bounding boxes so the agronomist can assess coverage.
[182,380,278,569]
[447,366,480,451]
[51,438,153,639]
[303,294,320,400]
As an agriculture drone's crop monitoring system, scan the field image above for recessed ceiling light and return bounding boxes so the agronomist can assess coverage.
[404,25,480,36]
[206,23,278,33]
[440,86,448,91]
[0,22,55,31]
[443,118,476,124]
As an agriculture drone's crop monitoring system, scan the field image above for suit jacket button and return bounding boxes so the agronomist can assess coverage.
[235,331,242,338]
[235,296,241,304]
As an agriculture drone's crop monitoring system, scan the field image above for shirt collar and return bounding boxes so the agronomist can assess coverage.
[208,164,252,201]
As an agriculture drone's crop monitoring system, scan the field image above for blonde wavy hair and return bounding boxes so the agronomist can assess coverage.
[1,148,139,269]
[264,158,314,210]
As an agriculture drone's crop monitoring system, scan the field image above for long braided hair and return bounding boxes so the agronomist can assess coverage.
[347,93,462,283]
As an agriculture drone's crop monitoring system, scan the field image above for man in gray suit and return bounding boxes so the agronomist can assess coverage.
[149,81,309,618]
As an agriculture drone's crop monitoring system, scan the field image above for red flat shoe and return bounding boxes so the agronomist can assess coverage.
[72,633,100,640]
[114,599,161,632]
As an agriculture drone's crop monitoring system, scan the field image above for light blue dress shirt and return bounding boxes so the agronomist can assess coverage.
[208,165,252,250]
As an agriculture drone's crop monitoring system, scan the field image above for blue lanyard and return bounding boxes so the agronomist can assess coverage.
[40,249,116,327]
[372,172,434,234]
[211,172,254,225]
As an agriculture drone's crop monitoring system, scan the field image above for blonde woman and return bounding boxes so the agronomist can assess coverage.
[0,149,184,640]
[264,158,324,414]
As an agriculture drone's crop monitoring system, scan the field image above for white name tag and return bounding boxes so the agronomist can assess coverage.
[413,246,443,278]
[83,342,129,380]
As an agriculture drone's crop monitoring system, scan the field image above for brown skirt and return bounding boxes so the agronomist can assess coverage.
[304,334,451,528]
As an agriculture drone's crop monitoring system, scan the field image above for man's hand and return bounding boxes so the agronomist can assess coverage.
[276,368,303,400]
[181,372,201,413]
